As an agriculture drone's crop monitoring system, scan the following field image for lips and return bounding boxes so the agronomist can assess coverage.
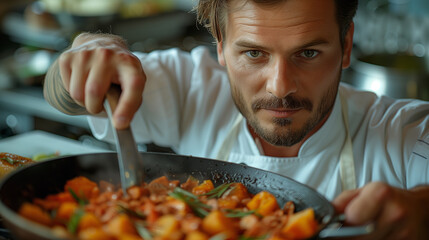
[262,108,303,118]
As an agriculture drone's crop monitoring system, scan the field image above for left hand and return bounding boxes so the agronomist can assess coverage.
[332,182,429,240]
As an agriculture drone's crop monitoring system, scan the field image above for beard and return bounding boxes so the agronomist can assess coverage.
[230,71,341,147]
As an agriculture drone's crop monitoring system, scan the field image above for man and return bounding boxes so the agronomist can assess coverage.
[44,0,429,239]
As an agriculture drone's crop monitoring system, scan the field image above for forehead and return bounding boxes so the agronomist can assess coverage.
[224,0,338,46]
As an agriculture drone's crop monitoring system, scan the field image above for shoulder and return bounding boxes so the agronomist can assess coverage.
[340,83,429,160]
[340,83,429,128]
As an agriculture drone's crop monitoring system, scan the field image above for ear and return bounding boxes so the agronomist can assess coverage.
[341,22,354,69]
[217,41,226,66]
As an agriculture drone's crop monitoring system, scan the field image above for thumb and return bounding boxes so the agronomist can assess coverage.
[332,188,361,214]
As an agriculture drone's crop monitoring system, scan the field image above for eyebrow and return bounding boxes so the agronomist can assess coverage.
[234,38,330,51]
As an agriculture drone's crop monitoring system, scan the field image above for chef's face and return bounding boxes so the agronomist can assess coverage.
[217,0,353,146]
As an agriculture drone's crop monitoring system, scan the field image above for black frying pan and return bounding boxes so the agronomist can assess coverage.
[0,152,335,240]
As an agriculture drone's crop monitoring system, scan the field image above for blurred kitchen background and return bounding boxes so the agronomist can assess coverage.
[0,0,428,152]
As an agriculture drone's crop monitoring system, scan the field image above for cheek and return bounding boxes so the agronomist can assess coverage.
[301,52,342,96]
[229,66,266,103]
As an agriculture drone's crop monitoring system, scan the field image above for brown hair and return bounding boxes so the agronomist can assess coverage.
[195,0,358,47]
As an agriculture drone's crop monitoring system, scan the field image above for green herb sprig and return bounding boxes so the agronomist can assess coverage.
[135,221,153,240]
[203,183,235,199]
[169,187,212,218]
[0,157,16,165]
[224,209,259,218]
[117,204,146,220]
[67,208,85,234]
[68,188,88,206]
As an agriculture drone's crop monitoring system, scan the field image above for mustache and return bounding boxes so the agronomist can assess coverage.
[252,95,313,112]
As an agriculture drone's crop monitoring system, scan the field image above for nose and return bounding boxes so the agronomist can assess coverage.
[266,58,297,98]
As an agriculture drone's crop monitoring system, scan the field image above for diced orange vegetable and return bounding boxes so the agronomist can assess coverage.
[105,214,137,236]
[153,215,182,240]
[246,191,279,216]
[56,202,78,223]
[223,183,251,201]
[64,176,99,200]
[78,213,102,232]
[281,208,318,239]
[165,199,191,216]
[217,197,239,209]
[192,180,215,195]
[34,192,75,210]
[18,203,52,226]
[117,234,143,240]
[78,227,115,240]
[266,233,292,240]
[202,210,238,239]
[186,230,209,240]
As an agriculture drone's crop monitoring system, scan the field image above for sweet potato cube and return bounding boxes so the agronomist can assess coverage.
[217,197,239,209]
[281,208,318,239]
[105,214,137,236]
[78,213,102,232]
[166,198,191,216]
[246,191,279,216]
[56,202,78,223]
[186,230,209,240]
[192,180,215,195]
[18,203,52,226]
[78,227,114,240]
[64,176,99,199]
[223,183,251,201]
[117,234,144,240]
[202,210,237,238]
[153,215,182,239]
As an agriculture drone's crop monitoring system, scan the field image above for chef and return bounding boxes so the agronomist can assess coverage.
[44,0,429,239]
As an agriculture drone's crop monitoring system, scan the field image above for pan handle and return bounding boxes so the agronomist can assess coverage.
[318,214,375,238]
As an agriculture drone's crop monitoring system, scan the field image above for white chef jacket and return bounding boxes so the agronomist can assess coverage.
[89,46,429,200]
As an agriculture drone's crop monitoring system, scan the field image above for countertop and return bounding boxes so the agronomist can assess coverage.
[0,130,109,158]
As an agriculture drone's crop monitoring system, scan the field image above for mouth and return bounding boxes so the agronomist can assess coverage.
[261,108,303,118]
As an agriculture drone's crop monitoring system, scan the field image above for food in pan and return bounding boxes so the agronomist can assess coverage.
[18,176,319,240]
[0,152,34,177]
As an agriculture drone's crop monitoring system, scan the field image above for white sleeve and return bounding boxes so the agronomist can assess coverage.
[406,127,429,188]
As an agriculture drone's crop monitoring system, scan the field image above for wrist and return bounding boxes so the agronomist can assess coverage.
[71,32,128,49]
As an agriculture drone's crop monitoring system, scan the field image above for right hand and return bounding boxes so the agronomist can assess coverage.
[58,33,146,129]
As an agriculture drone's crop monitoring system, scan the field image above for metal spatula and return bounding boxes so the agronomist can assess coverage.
[104,86,144,195]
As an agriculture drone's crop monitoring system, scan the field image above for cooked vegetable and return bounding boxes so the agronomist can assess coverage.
[0,152,34,177]
[18,176,319,240]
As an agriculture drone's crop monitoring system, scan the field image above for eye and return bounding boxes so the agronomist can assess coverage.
[300,50,319,59]
[245,50,263,58]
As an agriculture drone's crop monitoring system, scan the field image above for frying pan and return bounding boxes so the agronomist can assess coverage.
[0,152,335,240]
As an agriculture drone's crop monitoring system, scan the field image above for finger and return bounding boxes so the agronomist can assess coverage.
[69,51,93,106]
[344,182,392,225]
[58,52,72,91]
[84,57,113,114]
[332,188,361,214]
[114,59,146,129]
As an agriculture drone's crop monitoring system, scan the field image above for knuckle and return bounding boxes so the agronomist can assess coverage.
[96,48,114,60]
[372,182,393,201]
[86,82,104,98]
[129,75,145,89]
